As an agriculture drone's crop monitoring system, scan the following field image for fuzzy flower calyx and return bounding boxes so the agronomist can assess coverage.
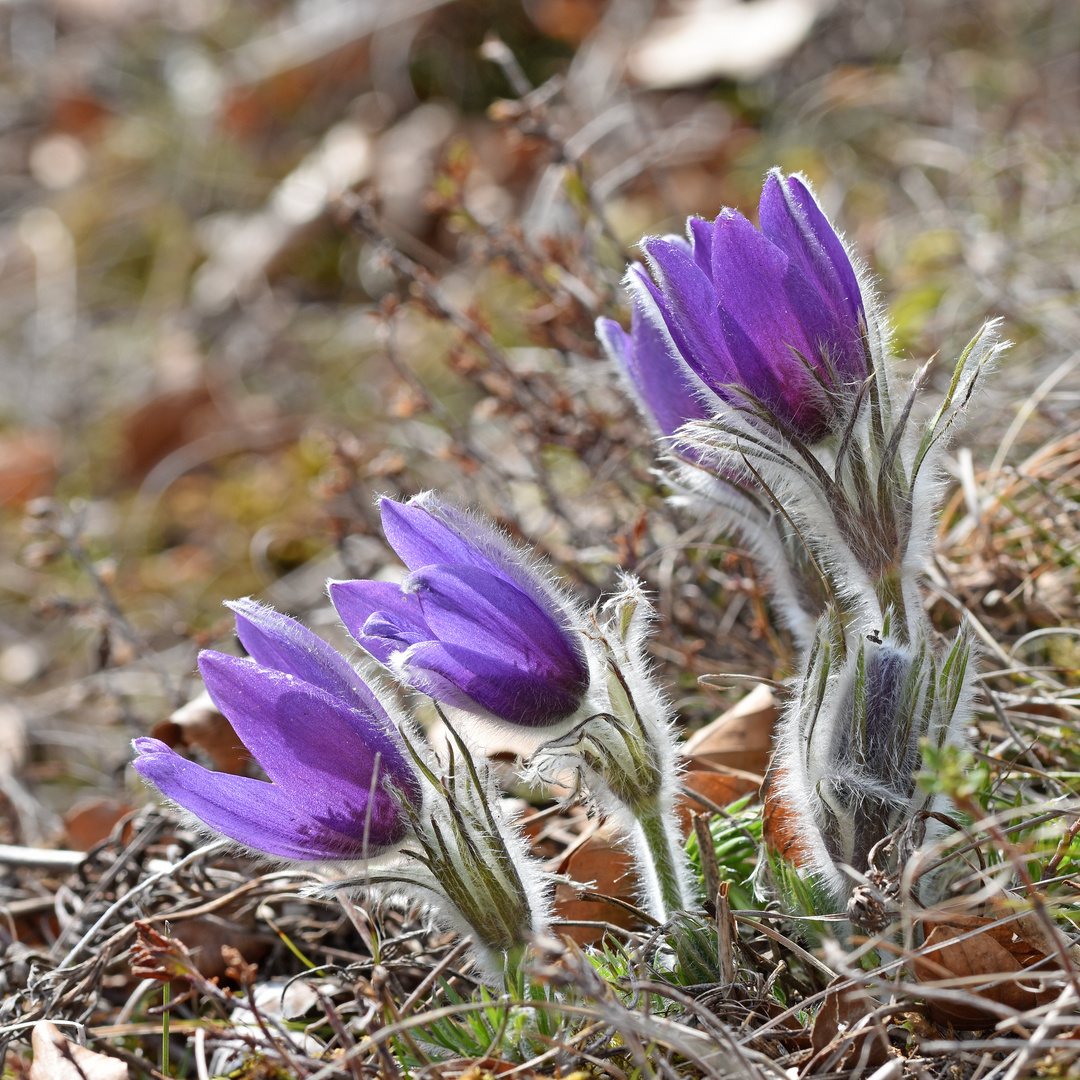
[331,493,590,728]
[599,171,883,640]
[768,609,976,904]
[132,599,421,862]
[350,715,551,979]
[530,576,697,920]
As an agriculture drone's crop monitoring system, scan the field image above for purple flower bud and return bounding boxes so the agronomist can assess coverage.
[630,170,869,443]
[132,599,421,862]
[330,494,590,727]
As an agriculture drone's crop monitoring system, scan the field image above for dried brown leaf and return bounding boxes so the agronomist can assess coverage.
[172,915,274,980]
[684,683,778,774]
[222,943,259,986]
[525,0,606,44]
[552,830,639,945]
[121,384,224,480]
[761,760,813,867]
[807,976,892,1072]
[676,766,760,835]
[0,431,59,507]
[913,915,1059,1028]
[62,797,133,850]
[130,921,202,982]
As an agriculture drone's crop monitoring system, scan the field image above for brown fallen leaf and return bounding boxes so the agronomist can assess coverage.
[172,915,274,980]
[552,829,640,946]
[807,976,891,1073]
[131,916,274,986]
[49,87,113,138]
[222,943,259,986]
[221,37,371,142]
[912,914,1059,1028]
[524,0,607,43]
[30,1021,128,1080]
[121,383,226,480]
[131,921,204,982]
[440,1057,547,1079]
[684,683,778,774]
[63,797,133,850]
[675,765,761,836]
[683,759,763,799]
[149,690,248,774]
[992,896,1080,968]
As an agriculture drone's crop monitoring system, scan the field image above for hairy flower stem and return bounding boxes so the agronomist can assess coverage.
[635,800,690,920]
[533,692,692,921]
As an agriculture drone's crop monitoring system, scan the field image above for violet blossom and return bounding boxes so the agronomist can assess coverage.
[617,171,1005,641]
[630,169,870,443]
[330,494,590,729]
[134,599,554,979]
[598,283,825,645]
[133,598,421,862]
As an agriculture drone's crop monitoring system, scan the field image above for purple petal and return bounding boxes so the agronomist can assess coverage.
[711,209,815,360]
[400,640,584,725]
[408,563,588,694]
[333,558,588,727]
[132,739,407,858]
[330,579,433,665]
[613,172,873,446]
[381,499,500,576]
[382,494,578,643]
[598,310,713,445]
[710,210,834,438]
[686,216,715,276]
[640,237,732,386]
[363,611,427,645]
[226,598,389,721]
[596,317,632,371]
[758,172,868,382]
[198,652,421,816]
[761,174,864,324]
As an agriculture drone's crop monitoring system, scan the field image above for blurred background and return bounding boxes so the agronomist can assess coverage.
[0,0,1078,850]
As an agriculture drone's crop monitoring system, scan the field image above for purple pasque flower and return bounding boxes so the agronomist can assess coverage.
[330,494,590,728]
[133,599,421,862]
[630,169,869,443]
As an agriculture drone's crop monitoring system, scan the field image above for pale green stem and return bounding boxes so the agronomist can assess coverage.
[161,979,170,1077]
[636,798,689,921]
